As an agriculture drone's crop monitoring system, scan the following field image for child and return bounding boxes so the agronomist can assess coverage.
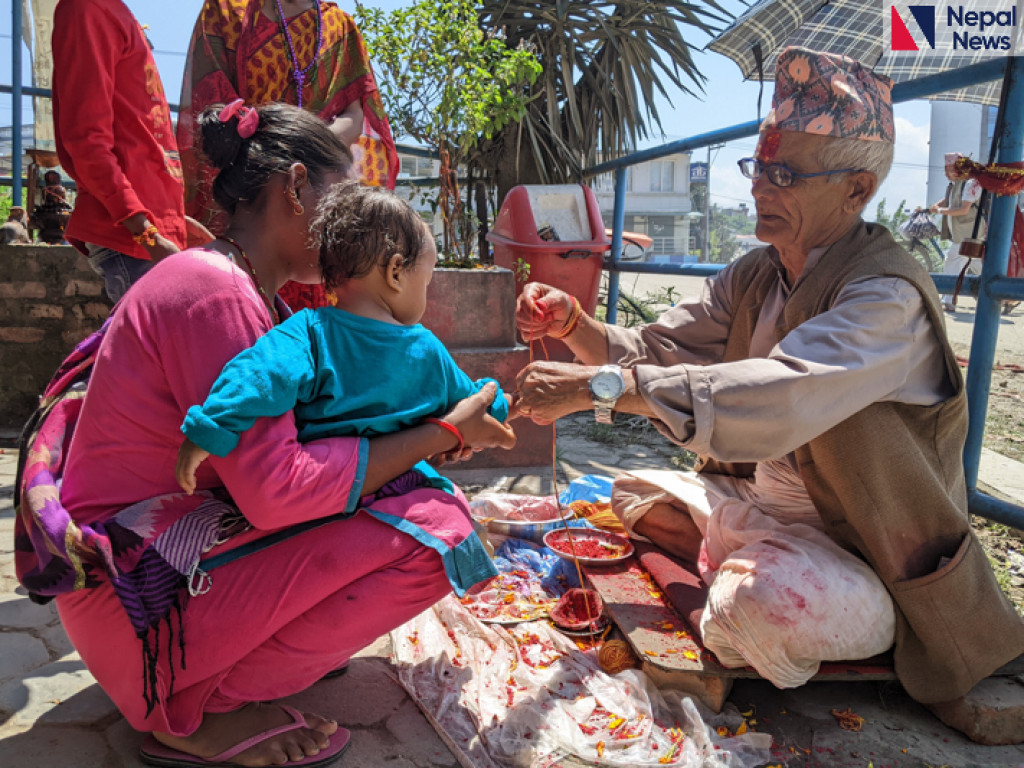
[176,182,513,495]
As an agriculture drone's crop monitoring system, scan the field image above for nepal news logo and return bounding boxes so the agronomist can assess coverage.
[889,3,1020,51]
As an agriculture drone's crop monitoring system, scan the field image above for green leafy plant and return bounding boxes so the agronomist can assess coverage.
[585,422,619,444]
[0,189,25,224]
[512,257,532,283]
[655,285,680,306]
[988,553,1014,596]
[357,0,541,262]
[477,1,729,203]
[702,203,756,264]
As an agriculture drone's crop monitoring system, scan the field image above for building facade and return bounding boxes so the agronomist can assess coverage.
[392,147,698,263]
[592,152,697,261]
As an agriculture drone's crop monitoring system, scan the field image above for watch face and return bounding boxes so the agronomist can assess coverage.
[591,370,624,400]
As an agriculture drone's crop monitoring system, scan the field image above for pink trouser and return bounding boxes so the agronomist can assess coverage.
[57,509,451,736]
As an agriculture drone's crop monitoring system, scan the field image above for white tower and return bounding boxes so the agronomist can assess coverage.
[926,101,988,205]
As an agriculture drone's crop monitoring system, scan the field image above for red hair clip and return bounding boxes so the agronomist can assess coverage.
[218,98,259,139]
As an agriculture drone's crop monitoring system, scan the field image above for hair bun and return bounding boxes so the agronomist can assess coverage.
[197,105,247,171]
[194,101,350,217]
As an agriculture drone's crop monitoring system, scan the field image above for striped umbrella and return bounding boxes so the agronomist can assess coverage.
[707,0,1018,105]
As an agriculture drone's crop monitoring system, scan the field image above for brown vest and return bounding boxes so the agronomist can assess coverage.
[700,220,1024,703]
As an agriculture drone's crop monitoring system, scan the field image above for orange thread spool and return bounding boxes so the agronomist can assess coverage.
[598,639,638,674]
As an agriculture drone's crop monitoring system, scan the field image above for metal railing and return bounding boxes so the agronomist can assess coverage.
[646,237,687,256]
[584,56,1024,530]
[10,1,23,204]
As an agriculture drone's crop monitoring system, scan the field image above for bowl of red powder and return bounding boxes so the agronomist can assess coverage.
[542,528,634,566]
[549,587,606,632]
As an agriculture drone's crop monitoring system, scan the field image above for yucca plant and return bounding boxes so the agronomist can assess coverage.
[476,0,730,203]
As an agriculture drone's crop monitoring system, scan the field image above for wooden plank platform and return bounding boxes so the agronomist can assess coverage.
[585,559,738,709]
[583,543,900,710]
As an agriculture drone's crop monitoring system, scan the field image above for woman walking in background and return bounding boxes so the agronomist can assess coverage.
[177,0,398,309]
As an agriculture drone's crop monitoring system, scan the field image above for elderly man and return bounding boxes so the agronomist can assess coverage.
[512,47,1024,717]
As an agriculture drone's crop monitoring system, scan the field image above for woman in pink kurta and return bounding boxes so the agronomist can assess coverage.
[17,103,513,768]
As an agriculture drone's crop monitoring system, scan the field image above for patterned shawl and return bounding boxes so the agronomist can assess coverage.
[176,0,398,236]
[13,321,246,715]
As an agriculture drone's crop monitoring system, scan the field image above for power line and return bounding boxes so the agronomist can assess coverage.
[712,192,754,204]
[2,30,186,58]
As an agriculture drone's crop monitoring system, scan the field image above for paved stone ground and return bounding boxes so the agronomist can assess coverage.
[2,440,1023,767]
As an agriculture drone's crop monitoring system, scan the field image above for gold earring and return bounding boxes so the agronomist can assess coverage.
[288,190,304,216]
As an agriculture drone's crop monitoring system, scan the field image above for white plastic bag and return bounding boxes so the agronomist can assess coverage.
[470,493,564,522]
[391,595,771,767]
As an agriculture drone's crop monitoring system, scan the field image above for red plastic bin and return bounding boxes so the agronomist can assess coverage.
[487,184,610,317]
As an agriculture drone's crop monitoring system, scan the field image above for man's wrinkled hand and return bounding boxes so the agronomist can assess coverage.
[515,282,575,341]
[513,361,593,424]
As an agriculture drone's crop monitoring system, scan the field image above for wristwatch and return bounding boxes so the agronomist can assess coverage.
[589,365,625,424]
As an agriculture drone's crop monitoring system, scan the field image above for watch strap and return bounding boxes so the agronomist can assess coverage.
[594,402,615,424]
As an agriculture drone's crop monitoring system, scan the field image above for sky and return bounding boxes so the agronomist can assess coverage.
[1,0,935,216]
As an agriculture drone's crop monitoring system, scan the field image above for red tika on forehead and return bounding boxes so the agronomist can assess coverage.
[758,130,782,161]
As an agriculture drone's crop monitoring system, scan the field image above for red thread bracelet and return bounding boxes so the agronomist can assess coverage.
[549,296,582,339]
[424,417,464,453]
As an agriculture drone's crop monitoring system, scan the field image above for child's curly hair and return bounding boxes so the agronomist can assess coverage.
[312,182,428,290]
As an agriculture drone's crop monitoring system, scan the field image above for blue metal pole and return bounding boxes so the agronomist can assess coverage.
[930,273,1024,301]
[968,490,1024,530]
[12,0,24,206]
[962,56,1024,493]
[605,167,627,325]
[587,122,761,176]
[0,84,48,98]
[583,60,1007,177]
[931,273,979,296]
[600,261,726,278]
[890,58,1007,102]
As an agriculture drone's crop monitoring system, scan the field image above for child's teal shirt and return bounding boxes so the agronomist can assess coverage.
[182,306,510,497]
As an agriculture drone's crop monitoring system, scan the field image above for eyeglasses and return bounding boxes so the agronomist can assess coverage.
[737,157,861,188]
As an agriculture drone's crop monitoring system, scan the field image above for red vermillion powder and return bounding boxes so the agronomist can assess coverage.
[549,533,627,559]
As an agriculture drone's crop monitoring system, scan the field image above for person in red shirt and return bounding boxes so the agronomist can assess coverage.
[52,0,187,303]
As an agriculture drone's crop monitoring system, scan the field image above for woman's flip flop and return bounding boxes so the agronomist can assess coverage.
[139,705,350,768]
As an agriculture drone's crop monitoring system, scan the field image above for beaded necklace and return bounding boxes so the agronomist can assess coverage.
[221,236,281,325]
[273,0,323,110]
